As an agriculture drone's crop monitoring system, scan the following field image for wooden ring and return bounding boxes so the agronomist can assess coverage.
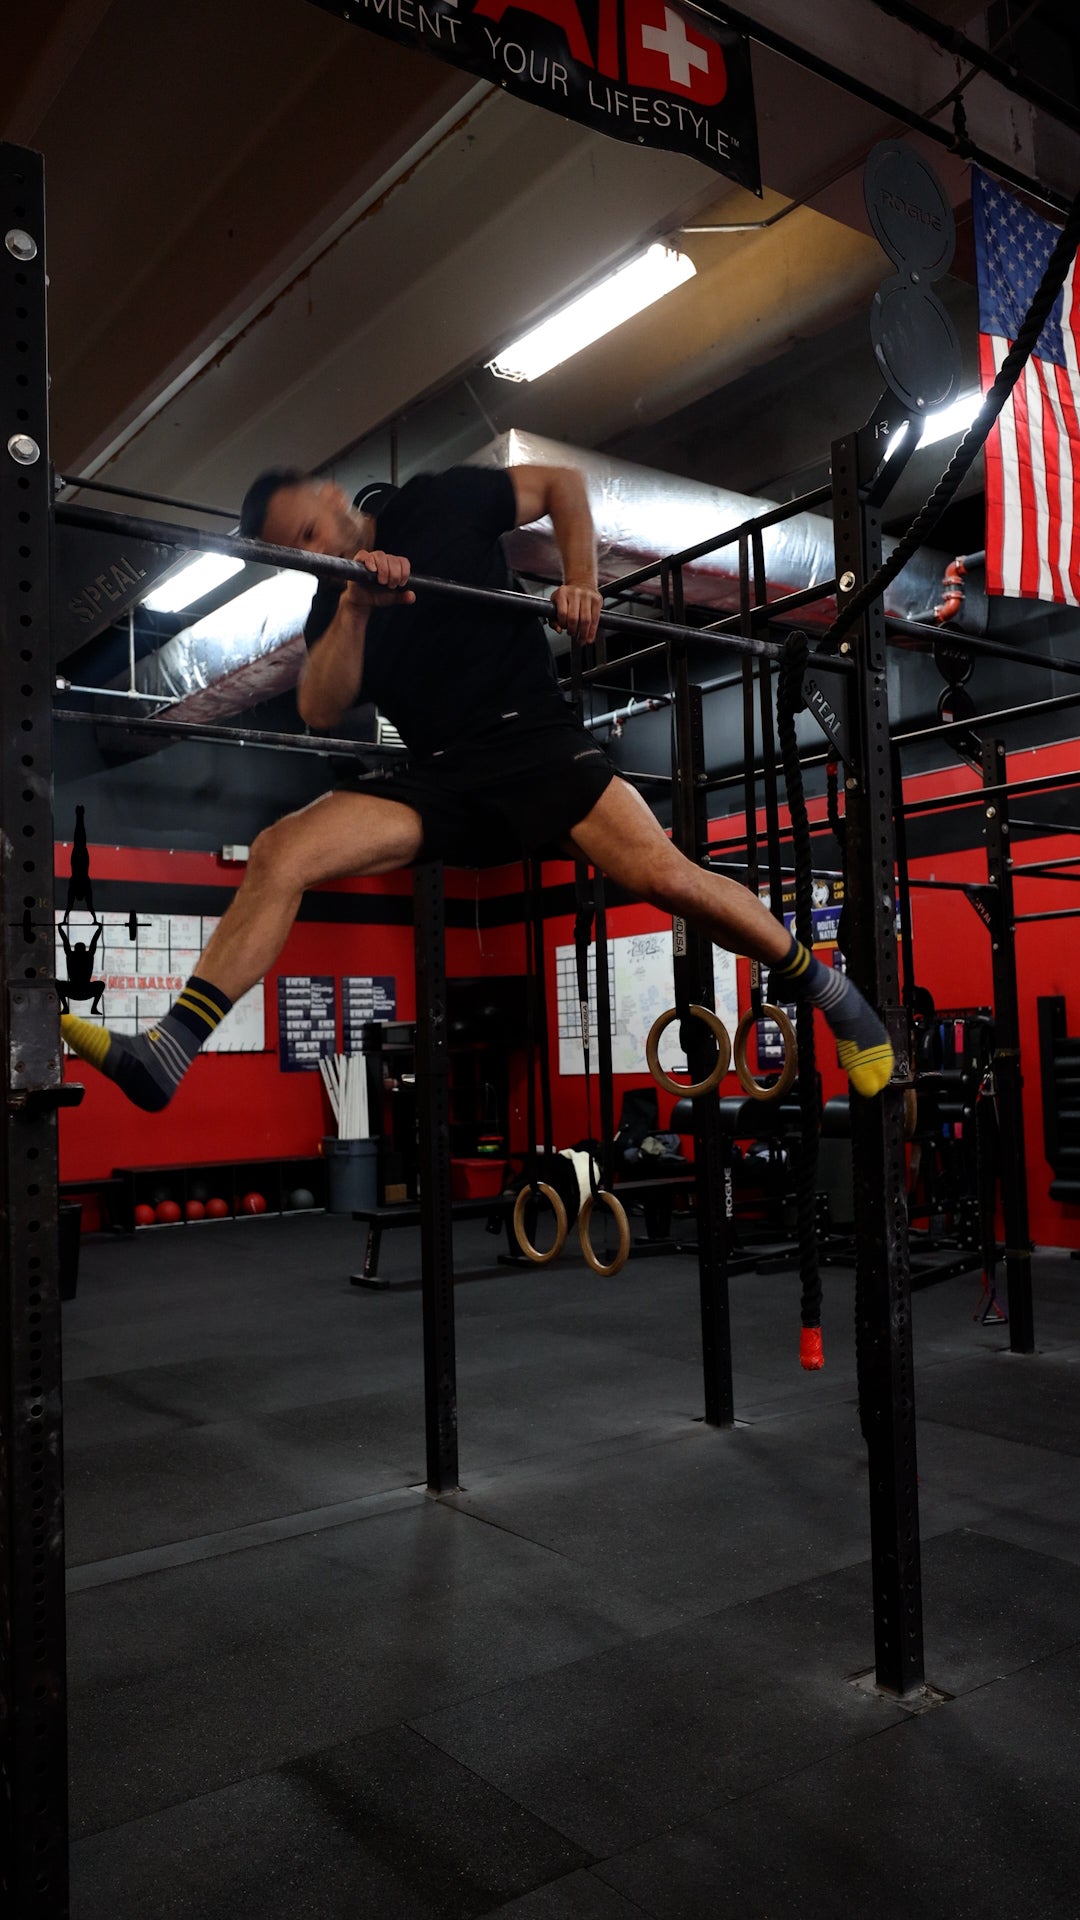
[733,1004,799,1101]
[578,1190,632,1277]
[903,1086,918,1138]
[645,1004,732,1099]
[512,1182,568,1265]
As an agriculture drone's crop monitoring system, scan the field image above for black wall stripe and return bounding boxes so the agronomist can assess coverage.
[52,801,1073,934]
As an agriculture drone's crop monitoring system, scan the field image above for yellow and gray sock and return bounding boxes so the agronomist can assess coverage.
[770,936,894,1099]
[62,975,233,1112]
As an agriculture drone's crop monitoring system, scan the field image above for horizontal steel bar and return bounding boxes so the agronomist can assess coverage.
[1010,855,1080,873]
[887,614,1080,681]
[565,639,668,686]
[1011,816,1080,837]
[56,474,237,520]
[701,577,838,633]
[1013,908,1080,923]
[902,767,1080,817]
[895,685,1080,749]
[54,501,787,666]
[599,483,833,595]
[53,707,391,759]
[705,683,1080,797]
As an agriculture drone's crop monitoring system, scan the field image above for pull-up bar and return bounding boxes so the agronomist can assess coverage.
[56,500,852,674]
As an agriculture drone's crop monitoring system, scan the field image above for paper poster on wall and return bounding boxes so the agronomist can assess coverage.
[56,909,266,1051]
[556,930,739,1078]
[277,975,337,1072]
[342,976,397,1053]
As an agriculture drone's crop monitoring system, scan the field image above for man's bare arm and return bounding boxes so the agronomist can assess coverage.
[509,465,603,645]
[298,549,413,731]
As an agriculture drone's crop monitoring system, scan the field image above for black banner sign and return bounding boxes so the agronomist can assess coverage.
[308,0,760,192]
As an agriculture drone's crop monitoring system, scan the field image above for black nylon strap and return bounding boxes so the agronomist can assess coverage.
[573,860,599,1198]
[592,873,616,1194]
[776,632,823,1337]
[529,858,554,1166]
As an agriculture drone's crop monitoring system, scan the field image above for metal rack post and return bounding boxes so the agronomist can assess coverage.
[1,139,70,1916]
[669,594,734,1427]
[412,863,459,1492]
[831,431,925,1696]
[981,739,1036,1353]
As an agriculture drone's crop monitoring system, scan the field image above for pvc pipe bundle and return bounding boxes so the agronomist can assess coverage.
[319,1053,370,1139]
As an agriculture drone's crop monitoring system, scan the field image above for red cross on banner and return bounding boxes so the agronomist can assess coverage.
[624,0,729,106]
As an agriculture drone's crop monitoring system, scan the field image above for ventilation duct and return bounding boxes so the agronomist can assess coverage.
[127,431,983,722]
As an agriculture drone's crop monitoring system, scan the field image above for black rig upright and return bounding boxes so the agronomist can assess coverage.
[980,738,1036,1353]
[1,142,71,1914]
[831,429,925,1697]
[412,863,460,1492]
[669,604,734,1428]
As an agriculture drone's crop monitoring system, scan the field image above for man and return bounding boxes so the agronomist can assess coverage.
[62,462,893,1108]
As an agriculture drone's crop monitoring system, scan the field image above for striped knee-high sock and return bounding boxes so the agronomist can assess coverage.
[62,976,233,1112]
[769,935,894,1098]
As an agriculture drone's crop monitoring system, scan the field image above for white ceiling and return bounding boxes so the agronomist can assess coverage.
[6,0,1077,514]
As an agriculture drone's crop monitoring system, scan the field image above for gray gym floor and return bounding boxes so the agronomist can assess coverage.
[63,1216,1080,1918]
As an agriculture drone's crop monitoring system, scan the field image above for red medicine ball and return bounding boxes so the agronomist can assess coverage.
[155,1200,182,1224]
[134,1203,155,1227]
[185,1199,206,1221]
[240,1192,267,1215]
[206,1197,230,1219]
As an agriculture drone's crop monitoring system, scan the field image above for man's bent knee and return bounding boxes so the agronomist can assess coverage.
[246,815,309,891]
[636,852,703,918]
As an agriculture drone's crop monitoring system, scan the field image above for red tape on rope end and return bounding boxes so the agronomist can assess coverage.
[800,1327,824,1371]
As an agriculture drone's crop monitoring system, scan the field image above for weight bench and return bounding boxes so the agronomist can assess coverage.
[351,1195,514,1288]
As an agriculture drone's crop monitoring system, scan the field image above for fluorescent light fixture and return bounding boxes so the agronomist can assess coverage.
[487,243,697,383]
[887,389,983,461]
[915,388,984,448]
[142,552,245,613]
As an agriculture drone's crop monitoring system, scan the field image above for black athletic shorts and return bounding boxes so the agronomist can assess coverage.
[333,695,617,868]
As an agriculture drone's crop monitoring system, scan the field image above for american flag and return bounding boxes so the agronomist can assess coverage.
[973,167,1080,604]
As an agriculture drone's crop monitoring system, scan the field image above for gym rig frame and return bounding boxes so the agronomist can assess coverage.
[3,129,1072,1916]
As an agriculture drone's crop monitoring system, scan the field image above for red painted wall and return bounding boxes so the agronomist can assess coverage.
[58,731,1080,1249]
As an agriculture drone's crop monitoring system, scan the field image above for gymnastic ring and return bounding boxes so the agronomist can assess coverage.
[903,1086,918,1138]
[645,1004,732,1099]
[733,1004,799,1101]
[512,1182,569,1265]
[578,1190,632,1278]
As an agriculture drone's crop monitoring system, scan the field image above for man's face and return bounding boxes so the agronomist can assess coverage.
[261,482,362,558]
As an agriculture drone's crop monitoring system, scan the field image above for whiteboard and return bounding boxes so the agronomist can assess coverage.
[556,929,739,1078]
[56,909,265,1053]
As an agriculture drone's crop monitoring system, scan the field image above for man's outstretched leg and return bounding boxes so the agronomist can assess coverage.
[63,791,424,1110]
[569,778,894,1098]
